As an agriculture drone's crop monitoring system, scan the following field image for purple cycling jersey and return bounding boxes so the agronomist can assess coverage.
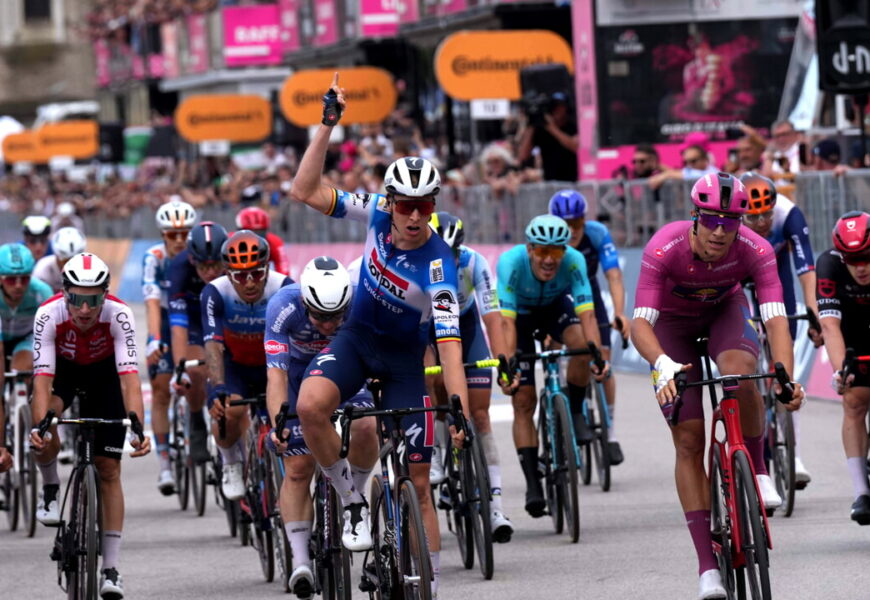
[634,221,784,321]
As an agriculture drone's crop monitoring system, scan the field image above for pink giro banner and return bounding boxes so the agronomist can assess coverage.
[186,14,208,74]
[360,0,399,37]
[94,40,110,87]
[439,0,466,15]
[313,0,338,47]
[398,0,419,24]
[223,5,283,67]
[161,22,180,79]
[573,0,599,180]
[278,0,300,53]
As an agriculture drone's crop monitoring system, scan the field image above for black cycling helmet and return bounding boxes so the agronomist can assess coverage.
[187,221,228,263]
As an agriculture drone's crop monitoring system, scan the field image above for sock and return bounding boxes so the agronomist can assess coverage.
[517,447,540,488]
[38,458,60,486]
[488,464,503,511]
[685,510,717,575]
[218,443,241,466]
[285,521,312,569]
[847,456,870,499]
[102,530,122,571]
[744,434,767,476]
[607,403,616,441]
[349,463,373,497]
[321,458,363,506]
[430,550,440,597]
[154,433,170,471]
[433,419,448,450]
[567,383,587,415]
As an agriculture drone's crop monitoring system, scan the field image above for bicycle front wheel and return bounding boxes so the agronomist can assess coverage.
[538,391,563,534]
[3,461,19,532]
[69,466,100,600]
[464,437,493,579]
[191,460,207,517]
[369,476,397,599]
[554,395,580,543]
[270,454,291,592]
[771,409,796,517]
[733,450,771,600]
[398,478,432,600]
[172,405,190,511]
[445,441,474,570]
[322,484,352,600]
[710,449,736,599]
[256,452,276,582]
[18,409,38,537]
[589,384,611,492]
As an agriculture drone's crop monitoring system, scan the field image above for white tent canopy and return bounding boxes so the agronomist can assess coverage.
[0,116,25,163]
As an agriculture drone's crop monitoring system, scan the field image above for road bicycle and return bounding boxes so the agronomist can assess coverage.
[346,381,458,600]
[167,359,204,513]
[424,357,504,580]
[840,349,870,475]
[670,340,794,600]
[579,345,613,492]
[35,408,145,600]
[1,369,37,536]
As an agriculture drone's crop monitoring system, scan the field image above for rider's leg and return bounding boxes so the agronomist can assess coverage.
[279,454,316,569]
[95,456,124,570]
[562,323,594,442]
[34,395,64,484]
[184,344,210,462]
[842,387,870,501]
[410,462,441,594]
[347,416,378,494]
[150,372,172,473]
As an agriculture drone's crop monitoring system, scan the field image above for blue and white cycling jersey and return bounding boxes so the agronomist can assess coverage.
[264,284,332,368]
[455,246,499,317]
[325,189,461,348]
[141,242,170,310]
[763,195,815,315]
[496,244,594,317]
[575,221,620,295]
[0,278,53,341]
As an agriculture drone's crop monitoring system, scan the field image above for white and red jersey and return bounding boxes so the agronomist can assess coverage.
[33,294,139,377]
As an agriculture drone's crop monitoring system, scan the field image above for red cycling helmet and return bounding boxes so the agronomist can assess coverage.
[235,207,270,231]
[833,211,870,254]
[690,172,749,215]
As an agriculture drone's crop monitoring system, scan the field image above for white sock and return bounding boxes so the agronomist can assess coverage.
[349,463,373,497]
[433,419,448,451]
[102,530,122,571]
[488,464,503,511]
[321,458,363,506]
[846,456,870,499]
[430,550,440,597]
[219,443,241,465]
[38,458,60,486]
[285,521,312,569]
[607,403,616,441]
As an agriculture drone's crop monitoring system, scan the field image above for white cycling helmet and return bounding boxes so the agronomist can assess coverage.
[51,227,87,261]
[56,202,76,218]
[384,157,441,198]
[156,198,197,231]
[62,252,110,289]
[300,256,352,314]
[22,215,52,236]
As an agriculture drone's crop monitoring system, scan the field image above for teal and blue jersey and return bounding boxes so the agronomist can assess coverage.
[0,277,53,341]
[575,221,620,295]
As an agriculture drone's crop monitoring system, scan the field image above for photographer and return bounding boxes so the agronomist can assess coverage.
[517,91,578,182]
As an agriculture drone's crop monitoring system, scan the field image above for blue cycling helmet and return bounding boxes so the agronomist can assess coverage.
[0,243,35,276]
[525,215,571,246]
[548,190,587,219]
[187,221,228,263]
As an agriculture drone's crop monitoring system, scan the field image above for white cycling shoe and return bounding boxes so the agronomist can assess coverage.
[100,567,124,599]
[491,510,514,543]
[795,457,812,485]
[221,463,245,501]
[429,445,446,485]
[341,501,373,551]
[37,484,60,526]
[756,474,782,510]
[698,569,726,599]
[157,469,176,496]
[289,564,314,599]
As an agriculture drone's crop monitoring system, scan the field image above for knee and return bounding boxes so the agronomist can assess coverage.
[411,474,430,502]
[96,459,121,484]
[512,393,536,417]
[471,408,490,433]
[674,431,705,462]
[351,417,377,444]
[843,393,869,419]
[284,459,314,485]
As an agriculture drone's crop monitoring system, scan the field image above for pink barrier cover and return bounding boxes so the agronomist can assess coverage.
[313,0,338,47]
[399,0,419,24]
[360,0,399,37]
[186,14,209,73]
[94,40,110,87]
[278,0,300,53]
[223,5,283,67]
[161,22,179,79]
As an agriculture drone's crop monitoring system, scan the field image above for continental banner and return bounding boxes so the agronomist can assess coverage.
[36,121,99,160]
[2,131,47,164]
[280,67,397,126]
[435,30,575,101]
[175,95,272,142]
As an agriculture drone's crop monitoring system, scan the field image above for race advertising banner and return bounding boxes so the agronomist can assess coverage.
[161,22,180,80]
[94,40,110,88]
[186,14,209,74]
[313,0,339,47]
[175,95,272,143]
[278,0,300,53]
[596,19,797,147]
[360,0,399,37]
[223,5,283,67]
[398,0,419,25]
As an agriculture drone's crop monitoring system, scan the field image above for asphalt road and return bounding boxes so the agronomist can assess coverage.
[1,357,867,599]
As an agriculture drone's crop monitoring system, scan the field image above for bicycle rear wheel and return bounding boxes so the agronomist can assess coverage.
[464,437,493,579]
[771,409,796,517]
[322,484,352,600]
[191,460,207,517]
[446,442,474,570]
[538,392,563,534]
[256,451,276,582]
[398,477,432,600]
[18,409,38,537]
[270,454,292,593]
[172,406,190,511]
[554,395,580,543]
[589,384,611,492]
[733,450,771,600]
[368,476,398,599]
[710,449,736,600]
[68,466,99,600]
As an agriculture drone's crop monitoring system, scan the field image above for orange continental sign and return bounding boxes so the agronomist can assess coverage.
[175,95,272,142]
[280,67,397,127]
[2,131,47,164]
[37,120,99,159]
[435,30,574,101]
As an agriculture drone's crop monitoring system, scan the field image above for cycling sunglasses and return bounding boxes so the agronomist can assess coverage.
[307,308,347,323]
[530,245,567,260]
[228,266,268,285]
[392,199,436,216]
[742,211,774,225]
[24,234,49,244]
[162,229,190,241]
[564,217,585,229]
[1,275,30,286]
[65,290,106,309]
[842,252,870,267]
[697,211,741,233]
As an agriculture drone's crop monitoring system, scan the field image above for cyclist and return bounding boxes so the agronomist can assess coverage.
[0,244,53,373]
[739,172,819,486]
[496,214,609,518]
[818,211,870,525]
[167,221,228,464]
[0,345,8,472]
[426,212,515,541]
[630,172,803,598]
[265,256,378,596]
[290,72,467,598]
[30,252,151,599]
[235,206,291,276]
[203,231,291,501]
[144,199,197,495]
[21,215,53,261]
[32,227,87,292]
[549,190,627,465]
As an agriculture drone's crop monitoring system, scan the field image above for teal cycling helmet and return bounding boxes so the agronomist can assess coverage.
[525,215,571,246]
[0,243,35,276]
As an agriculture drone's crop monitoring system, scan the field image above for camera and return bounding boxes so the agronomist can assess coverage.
[521,92,552,127]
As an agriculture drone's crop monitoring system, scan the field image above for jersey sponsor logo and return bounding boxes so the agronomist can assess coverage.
[270,302,296,333]
[353,193,371,208]
[264,340,289,354]
[430,259,444,283]
[315,353,335,366]
[654,248,664,258]
[657,235,684,256]
[227,313,265,326]
[367,249,408,300]
[395,254,417,272]
[405,422,424,449]
[309,369,323,375]
[115,310,137,358]
[170,298,187,312]
[433,290,457,312]
[467,376,491,384]
[687,264,695,273]
[32,311,51,361]
[818,278,836,298]
[409,453,423,462]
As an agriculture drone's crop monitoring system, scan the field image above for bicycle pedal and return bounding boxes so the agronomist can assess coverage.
[795,481,808,491]
[765,508,775,518]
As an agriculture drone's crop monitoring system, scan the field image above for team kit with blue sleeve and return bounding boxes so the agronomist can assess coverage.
[575,220,620,347]
[264,284,373,455]
[0,277,53,357]
[141,242,174,376]
[167,249,207,346]
[302,188,461,463]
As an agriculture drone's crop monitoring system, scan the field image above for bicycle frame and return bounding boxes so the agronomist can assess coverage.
[6,372,31,481]
[539,352,582,472]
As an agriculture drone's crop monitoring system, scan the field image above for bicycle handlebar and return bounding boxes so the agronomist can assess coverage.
[841,348,870,389]
[423,358,500,376]
[35,409,145,444]
[3,370,33,379]
[613,316,630,350]
[174,358,205,386]
[218,392,227,440]
[517,346,594,362]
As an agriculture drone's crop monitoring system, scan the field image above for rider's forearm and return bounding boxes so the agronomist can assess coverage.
[438,341,470,417]
[204,341,225,387]
[502,315,518,357]
[579,309,602,349]
[605,269,626,317]
[145,299,162,339]
[266,368,289,423]
[120,372,145,424]
[630,317,666,364]
[821,317,846,372]
[171,325,189,365]
[31,375,53,423]
[798,271,818,315]
[481,312,509,359]
[291,126,333,211]
[766,315,795,376]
